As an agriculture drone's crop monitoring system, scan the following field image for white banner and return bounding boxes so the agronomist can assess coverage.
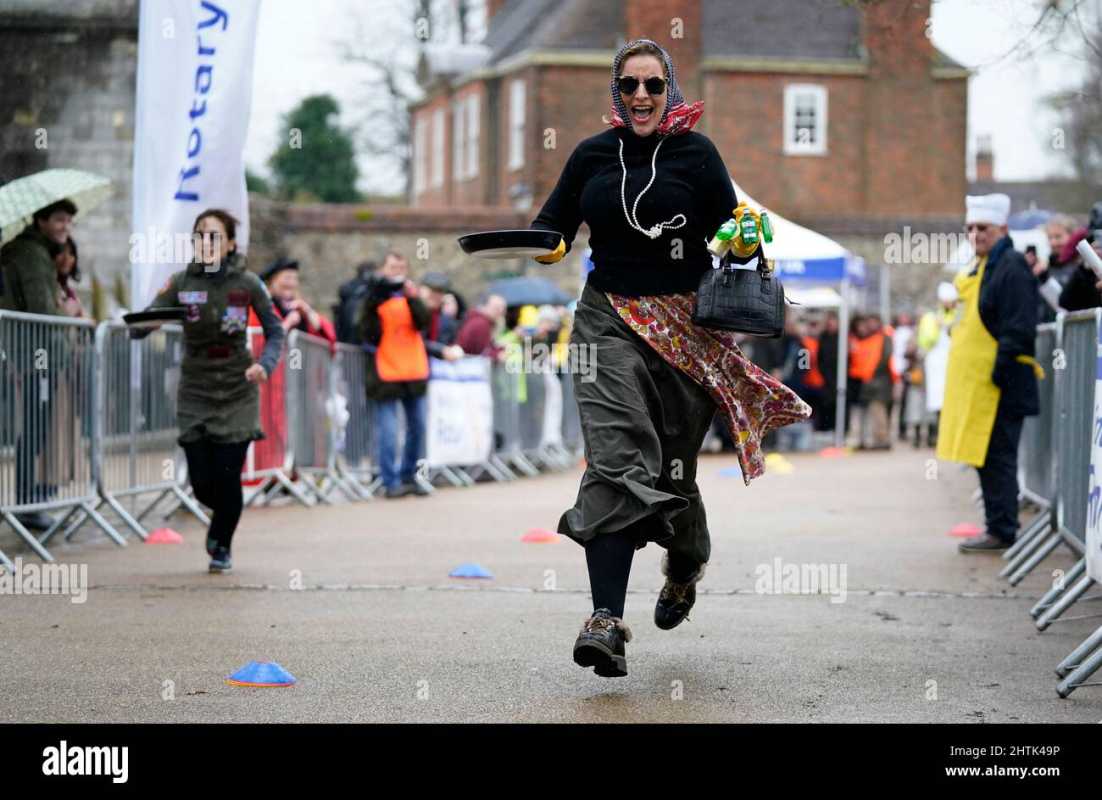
[130,0,262,309]
[1087,322,1102,583]
[426,357,494,468]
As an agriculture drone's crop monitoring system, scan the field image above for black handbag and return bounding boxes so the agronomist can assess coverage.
[691,243,787,337]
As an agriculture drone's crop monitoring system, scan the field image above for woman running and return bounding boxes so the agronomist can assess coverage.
[530,39,812,677]
[137,209,285,573]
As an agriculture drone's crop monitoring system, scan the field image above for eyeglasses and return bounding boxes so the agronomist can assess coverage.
[965,223,990,233]
[617,75,667,96]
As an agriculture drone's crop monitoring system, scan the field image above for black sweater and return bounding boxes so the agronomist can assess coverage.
[530,126,738,296]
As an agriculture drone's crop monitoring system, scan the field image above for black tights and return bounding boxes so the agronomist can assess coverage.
[182,440,250,551]
[585,523,702,618]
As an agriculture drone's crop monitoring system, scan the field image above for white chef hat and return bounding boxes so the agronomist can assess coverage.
[965,193,1011,227]
[936,281,958,303]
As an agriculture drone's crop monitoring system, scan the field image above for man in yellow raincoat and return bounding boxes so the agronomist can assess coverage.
[937,194,1042,552]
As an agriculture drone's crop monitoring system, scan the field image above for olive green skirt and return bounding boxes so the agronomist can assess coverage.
[557,282,717,565]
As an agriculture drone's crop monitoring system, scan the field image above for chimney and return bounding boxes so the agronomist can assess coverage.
[624,0,701,101]
[862,0,934,78]
[975,135,994,181]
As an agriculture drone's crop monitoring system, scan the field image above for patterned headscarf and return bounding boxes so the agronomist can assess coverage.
[607,38,703,137]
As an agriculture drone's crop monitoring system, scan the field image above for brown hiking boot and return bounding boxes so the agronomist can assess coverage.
[573,608,632,677]
[655,554,705,630]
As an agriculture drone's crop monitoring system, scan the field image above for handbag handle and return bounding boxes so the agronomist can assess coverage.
[721,241,772,275]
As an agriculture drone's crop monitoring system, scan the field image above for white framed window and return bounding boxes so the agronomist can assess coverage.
[452,100,465,181]
[465,93,480,179]
[431,108,445,188]
[507,78,526,171]
[783,84,828,156]
[412,115,428,194]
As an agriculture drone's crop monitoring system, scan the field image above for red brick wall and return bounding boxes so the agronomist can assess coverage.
[625,0,701,101]
[530,65,611,209]
[860,0,963,215]
[702,71,867,218]
[932,78,968,214]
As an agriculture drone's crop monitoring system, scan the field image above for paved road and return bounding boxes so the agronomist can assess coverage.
[2,448,1099,722]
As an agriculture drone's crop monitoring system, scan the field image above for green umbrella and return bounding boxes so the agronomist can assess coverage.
[0,168,112,246]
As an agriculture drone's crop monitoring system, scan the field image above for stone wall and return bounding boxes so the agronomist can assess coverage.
[0,1,138,296]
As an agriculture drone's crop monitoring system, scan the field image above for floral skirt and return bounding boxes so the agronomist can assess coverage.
[556,282,811,563]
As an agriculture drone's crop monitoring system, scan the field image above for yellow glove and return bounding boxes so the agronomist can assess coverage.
[534,237,566,264]
[729,202,762,259]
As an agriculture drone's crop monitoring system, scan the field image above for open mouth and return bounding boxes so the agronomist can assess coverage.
[631,105,655,123]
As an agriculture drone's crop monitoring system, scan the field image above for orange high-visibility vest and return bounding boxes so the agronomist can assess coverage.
[849,333,883,382]
[375,296,429,382]
[801,336,825,389]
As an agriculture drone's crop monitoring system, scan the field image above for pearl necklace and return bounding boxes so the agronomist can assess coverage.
[618,135,687,240]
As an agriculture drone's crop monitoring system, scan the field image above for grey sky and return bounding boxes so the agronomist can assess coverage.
[245,0,1099,191]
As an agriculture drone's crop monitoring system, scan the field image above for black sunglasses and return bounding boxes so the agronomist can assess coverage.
[617,75,667,96]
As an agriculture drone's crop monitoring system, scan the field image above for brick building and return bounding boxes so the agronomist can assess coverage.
[409,0,971,300]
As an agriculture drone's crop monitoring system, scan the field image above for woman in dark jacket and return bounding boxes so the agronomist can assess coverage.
[530,39,811,677]
[137,209,285,572]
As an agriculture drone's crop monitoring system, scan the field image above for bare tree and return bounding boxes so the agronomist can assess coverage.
[337,0,486,199]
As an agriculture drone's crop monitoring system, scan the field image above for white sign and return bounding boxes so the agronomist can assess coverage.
[426,357,494,467]
[130,0,262,309]
[1087,321,1102,582]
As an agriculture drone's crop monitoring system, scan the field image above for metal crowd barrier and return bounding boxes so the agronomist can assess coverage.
[492,357,538,477]
[86,322,208,540]
[1004,309,1102,698]
[1003,323,1059,580]
[1,313,584,569]
[1005,312,1094,587]
[0,310,123,566]
[285,330,359,503]
[333,342,378,497]
[241,326,309,507]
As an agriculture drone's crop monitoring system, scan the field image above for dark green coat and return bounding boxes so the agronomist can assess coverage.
[145,252,285,444]
[0,225,60,315]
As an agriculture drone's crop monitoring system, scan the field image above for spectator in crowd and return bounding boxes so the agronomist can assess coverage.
[359,252,432,499]
[914,282,959,448]
[845,314,867,441]
[1033,214,1081,322]
[938,194,1041,553]
[848,314,895,450]
[776,316,815,451]
[1,199,75,315]
[891,312,915,440]
[54,238,84,318]
[419,271,464,362]
[259,256,336,347]
[1023,244,1039,272]
[1057,202,1102,311]
[456,292,507,359]
[334,261,376,344]
[442,293,460,321]
[0,198,77,531]
[816,312,840,433]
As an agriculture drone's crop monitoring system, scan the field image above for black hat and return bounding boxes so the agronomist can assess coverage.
[421,271,451,292]
[261,256,299,283]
